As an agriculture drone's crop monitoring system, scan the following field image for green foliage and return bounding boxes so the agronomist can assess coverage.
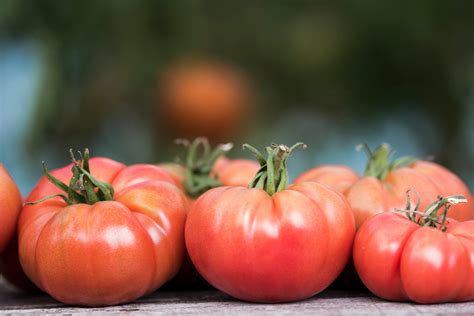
[1,0,473,168]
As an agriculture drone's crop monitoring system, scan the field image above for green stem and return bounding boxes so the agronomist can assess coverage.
[25,149,114,205]
[244,142,306,195]
[396,190,467,231]
[358,143,418,180]
[175,138,233,198]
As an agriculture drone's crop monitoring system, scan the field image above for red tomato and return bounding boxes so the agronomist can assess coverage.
[0,165,22,253]
[346,144,473,228]
[295,165,359,194]
[297,144,473,228]
[186,143,355,302]
[354,194,473,303]
[19,150,187,306]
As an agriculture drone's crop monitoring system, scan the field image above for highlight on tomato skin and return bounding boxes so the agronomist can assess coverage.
[353,192,474,304]
[185,143,356,303]
[17,149,188,306]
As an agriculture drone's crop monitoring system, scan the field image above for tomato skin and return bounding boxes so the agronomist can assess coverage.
[296,150,473,229]
[0,165,22,253]
[211,156,260,187]
[295,165,359,194]
[185,182,355,302]
[19,158,187,306]
[354,213,474,303]
[411,161,473,221]
[347,164,473,228]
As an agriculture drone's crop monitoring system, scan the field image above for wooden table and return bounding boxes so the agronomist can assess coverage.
[1,277,473,315]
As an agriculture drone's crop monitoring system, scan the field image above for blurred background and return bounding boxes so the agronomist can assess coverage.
[1,0,473,195]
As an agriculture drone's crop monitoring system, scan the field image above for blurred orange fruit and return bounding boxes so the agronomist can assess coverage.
[157,59,253,142]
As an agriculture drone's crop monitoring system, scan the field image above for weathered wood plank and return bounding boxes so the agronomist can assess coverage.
[1,277,473,314]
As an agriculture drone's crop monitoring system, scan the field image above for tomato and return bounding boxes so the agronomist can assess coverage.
[158,138,259,290]
[185,143,355,302]
[19,150,187,306]
[0,165,22,253]
[354,194,474,303]
[297,144,473,228]
[295,165,359,194]
[157,59,253,142]
[347,144,473,228]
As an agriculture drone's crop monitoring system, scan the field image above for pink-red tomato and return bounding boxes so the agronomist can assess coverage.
[295,165,359,194]
[186,182,355,302]
[19,154,187,306]
[295,144,474,228]
[185,144,355,302]
[354,202,474,303]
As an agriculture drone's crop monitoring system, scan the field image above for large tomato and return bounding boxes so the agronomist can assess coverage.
[354,193,474,303]
[0,164,22,253]
[185,143,355,302]
[158,138,260,289]
[19,150,187,306]
[157,59,253,142]
[296,144,473,228]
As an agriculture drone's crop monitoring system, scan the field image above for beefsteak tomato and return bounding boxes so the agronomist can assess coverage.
[185,143,355,302]
[0,164,22,253]
[19,150,187,306]
[296,144,473,228]
[354,193,474,303]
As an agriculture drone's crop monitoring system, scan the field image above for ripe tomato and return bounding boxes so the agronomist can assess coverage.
[0,164,22,254]
[19,150,187,306]
[186,143,355,302]
[354,194,474,303]
[346,144,473,228]
[157,59,253,142]
[297,144,473,228]
[295,165,359,194]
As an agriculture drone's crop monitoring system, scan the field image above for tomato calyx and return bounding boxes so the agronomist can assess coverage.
[396,190,467,231]
[244,142,306,196]
[358,143,418,180]
[175,137,233,199]
[25,149,114,206]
